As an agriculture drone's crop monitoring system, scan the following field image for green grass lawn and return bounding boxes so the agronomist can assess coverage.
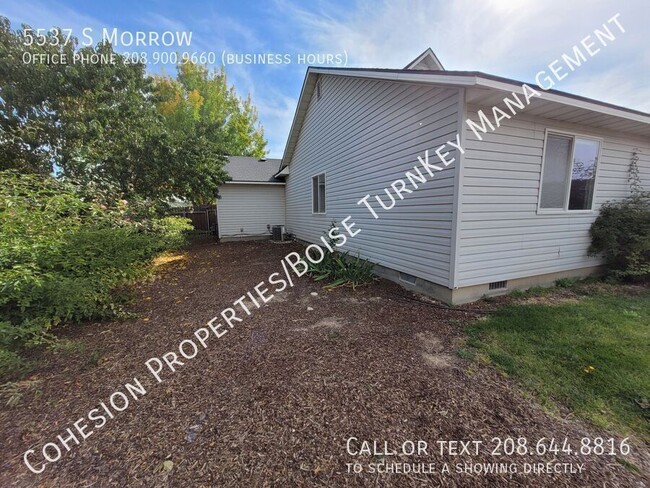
[466,286,650,441]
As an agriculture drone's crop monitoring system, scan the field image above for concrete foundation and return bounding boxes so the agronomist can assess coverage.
[372,262,454,303]
[284,238,604,305]
[220,234,271,243]
[375,262,603,305]
[449,265,604,304]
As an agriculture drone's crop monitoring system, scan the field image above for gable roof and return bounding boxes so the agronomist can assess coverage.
[224,156,284,183]
[404,48,444,71]
[281,64,650,167]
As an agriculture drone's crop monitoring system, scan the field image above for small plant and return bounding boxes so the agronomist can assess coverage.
[527,286,546,295]
[307,222,376,289]
[0,379,42,407]
[87,350,103,368]
[456,348,475,360]
[555,278,576,288]
[0,348,30,380]
[49,339,86,355]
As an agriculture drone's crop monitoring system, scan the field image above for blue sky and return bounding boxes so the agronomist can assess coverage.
[2,0,648,158]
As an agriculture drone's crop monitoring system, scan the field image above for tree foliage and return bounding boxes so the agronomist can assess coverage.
[0,17,267,204]
[155,63,267,200]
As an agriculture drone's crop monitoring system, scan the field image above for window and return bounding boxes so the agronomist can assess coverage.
[539,132,600,211]
[312,173,326,213]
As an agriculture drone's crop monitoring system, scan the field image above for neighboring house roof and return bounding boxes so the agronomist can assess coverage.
[281,51,650,168]
[225,156,284,184]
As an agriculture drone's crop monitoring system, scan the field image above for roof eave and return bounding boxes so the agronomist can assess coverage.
[281,68,320,168]
[225,180,286,185]
[281,68,650,167]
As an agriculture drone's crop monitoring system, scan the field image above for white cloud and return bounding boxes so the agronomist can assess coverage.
[279,0,649,111]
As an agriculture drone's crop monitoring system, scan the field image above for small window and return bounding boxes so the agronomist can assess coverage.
[539,132,600,211]
[312,173,326,214]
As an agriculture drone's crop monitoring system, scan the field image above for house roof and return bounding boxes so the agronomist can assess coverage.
[404,48,444,71]
[224,156,284,183]
[281,55,650,167]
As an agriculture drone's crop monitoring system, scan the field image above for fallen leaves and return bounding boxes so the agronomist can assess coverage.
[154,459,174,474]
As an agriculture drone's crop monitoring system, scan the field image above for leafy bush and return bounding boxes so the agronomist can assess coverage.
[0,346,29,379]
[0,171,192,378]
[589,194,650,280]
[308,250,376,289]
[555,278,577,288]
[307,223,376,289]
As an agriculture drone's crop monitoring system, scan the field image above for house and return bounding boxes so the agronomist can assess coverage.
[226,49,650,303]
[216,156,285,240]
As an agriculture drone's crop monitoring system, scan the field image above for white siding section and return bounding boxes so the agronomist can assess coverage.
[456,106,650,287]
[285,75,460,286]
[217,184,285,238]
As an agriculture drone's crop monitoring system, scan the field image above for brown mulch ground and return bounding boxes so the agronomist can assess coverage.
[0,241,648,487]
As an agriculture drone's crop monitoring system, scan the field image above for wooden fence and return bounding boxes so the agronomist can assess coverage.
[171,205,217,235]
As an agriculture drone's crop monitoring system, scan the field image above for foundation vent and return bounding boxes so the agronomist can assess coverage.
[488,280,508,290]
[399,272,417,285]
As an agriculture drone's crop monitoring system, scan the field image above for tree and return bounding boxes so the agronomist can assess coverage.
[0,17,75,174]
[156,62,267,161]
[0,17,266,205]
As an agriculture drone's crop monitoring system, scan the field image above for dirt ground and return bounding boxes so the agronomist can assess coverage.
[0,241,647,487]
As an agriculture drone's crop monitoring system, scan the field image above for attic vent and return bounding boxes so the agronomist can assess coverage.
[488,280,507,290]
[399,272,417,285]
[316,80,322,100]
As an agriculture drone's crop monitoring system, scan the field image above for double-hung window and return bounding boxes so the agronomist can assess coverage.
[539,132,601,212]
[312,173,326,214]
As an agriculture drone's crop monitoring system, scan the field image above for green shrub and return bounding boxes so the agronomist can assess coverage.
[589,195,650,280]
[555,278,577,288]
[0,346,29,379]
[307,222,376,289]
[308,250,376,289]
[0,171,192,378]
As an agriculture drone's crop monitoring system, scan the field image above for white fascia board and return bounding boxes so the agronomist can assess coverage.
[224,181,286,185]
[476,78,650,125]
[280,70,317,166]
[308,68,476,87]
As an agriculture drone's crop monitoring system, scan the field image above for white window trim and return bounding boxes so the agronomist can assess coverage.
[311,172,327,215]
[537,128,603,215]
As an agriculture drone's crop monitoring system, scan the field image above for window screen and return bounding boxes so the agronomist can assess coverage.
[312,173,326,213]
[540,134,572,209]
